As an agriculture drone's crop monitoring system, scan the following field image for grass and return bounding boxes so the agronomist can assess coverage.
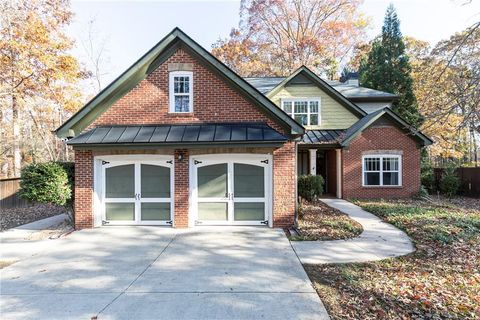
[290,201,363,241]
[305,198,480,319]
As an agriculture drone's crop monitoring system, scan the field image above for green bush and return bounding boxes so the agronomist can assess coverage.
[298,175,324,202]
[56,161,75,206]
[20,162,72,206]
[440,165,460,197]
[420,160,435,193]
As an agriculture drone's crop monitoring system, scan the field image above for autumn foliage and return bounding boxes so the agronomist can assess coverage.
[212,0,368,78]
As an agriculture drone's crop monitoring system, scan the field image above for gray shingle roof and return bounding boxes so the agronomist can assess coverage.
[67,123,287,146]
[244,77,397,100]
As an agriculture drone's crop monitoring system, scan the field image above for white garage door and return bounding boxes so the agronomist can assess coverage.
[191,154,272,226]
[97,156,174,226]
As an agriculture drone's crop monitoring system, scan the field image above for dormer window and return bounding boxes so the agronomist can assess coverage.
[169,71,193,113]
[281,98,321,126]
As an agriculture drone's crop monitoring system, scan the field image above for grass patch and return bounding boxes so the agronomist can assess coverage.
[305,198,480,319]
[291,201,362,241]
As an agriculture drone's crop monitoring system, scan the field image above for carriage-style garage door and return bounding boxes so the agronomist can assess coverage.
[98,156,174,226]
[190,154,272,226]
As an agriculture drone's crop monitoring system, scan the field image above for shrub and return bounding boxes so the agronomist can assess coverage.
[298,175,324,202]
[420,160,435,193]
[440,165,460,197]
[20,162,72,206]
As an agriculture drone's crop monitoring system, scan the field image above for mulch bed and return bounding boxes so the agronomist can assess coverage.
[0,203,65,231]
[305,197,480,319]
[291,200,363,241]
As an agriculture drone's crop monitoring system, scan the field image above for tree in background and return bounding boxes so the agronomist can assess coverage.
[0,0,85,178]
[212,0,368,78]
[359,5,423,127]
[410,27,479,165]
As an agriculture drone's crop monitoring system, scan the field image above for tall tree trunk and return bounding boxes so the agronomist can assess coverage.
[12,95,21,177]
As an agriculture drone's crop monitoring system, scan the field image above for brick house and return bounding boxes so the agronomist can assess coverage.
[56,28,432,230]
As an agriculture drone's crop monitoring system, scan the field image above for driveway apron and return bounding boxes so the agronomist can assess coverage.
[0,226,329,320]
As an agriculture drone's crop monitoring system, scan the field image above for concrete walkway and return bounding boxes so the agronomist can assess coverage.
[1,214,69,263]
[1,226,329,320]
[291,198,415,264]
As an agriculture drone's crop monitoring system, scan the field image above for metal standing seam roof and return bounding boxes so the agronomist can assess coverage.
[300,130,345,144]
[66,123,288,146]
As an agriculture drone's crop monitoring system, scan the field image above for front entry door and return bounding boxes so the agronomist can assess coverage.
[102,159,173,225]
[192,155,271,226]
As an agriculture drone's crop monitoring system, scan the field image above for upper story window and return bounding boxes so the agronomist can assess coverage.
[362,155,402,187]
[281,98,321,126]
[169,71,193,113]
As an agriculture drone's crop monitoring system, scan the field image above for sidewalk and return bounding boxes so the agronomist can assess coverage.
[291,198,414,264]
[1,213,69,263]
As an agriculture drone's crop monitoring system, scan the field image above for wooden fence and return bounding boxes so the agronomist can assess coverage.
[0,178,30,210]
[434,167,480,198]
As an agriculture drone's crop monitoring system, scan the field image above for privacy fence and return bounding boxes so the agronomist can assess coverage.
[0,177,30,209]
[434,167,480,198]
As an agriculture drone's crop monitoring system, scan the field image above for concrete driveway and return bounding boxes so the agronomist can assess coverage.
[1,226,328,320]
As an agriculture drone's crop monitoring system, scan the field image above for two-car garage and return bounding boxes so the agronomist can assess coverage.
[93,154,272,227]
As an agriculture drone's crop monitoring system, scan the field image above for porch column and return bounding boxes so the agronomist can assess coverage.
[335,149,342,198]
[309,149,317,175]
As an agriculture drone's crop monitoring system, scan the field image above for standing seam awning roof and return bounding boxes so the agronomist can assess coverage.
[66,123,287,146]
[300,130,345,144]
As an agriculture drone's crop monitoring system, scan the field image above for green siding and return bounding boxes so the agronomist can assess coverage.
[270,85,359,129]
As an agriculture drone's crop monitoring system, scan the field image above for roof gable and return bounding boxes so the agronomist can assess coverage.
[56,28,304,138]
[341,108,433,147]
[266,66,367,119]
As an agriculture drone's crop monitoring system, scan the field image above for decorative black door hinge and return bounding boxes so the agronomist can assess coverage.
[166,220,173,225]
[261,159,269,164]
[102,220,110,225]
[102,161,110,165]
[166,160,173,164]
[194,160,202,165]
[195,220,203,224]
[260,220,268,225]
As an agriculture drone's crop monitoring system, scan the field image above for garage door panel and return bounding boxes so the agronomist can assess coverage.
[105,165,135,198]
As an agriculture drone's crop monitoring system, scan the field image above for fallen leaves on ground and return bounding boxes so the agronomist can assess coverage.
[292,200,363,241]
[0,203,65,230]
[305,197,480,319]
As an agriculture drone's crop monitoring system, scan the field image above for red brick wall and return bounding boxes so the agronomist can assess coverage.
[74,150,93,229]
[273,141,296,227]
[174,149,189,228]
[73,47,297,229]
[90,48,286,135]
[342,125,421,199]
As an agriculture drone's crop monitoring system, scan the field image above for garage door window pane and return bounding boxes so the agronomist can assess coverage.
[234,203,264,221]
[198,164,227,197]
[141,203,170,221]
[106,165,135,198]
[234,164,264,198]
[141,165,170,198]
[198,203,227,220]
[105,203,134,220]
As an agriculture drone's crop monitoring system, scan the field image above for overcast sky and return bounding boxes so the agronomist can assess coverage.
[68,0,480,90]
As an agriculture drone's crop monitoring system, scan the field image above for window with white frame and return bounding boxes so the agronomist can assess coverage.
[362,155,401,186]
[169,71,193,113]
[281,98,321,126]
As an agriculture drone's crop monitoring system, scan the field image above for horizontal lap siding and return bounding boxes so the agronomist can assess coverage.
[270,86,359,130]
[342,126,421,199]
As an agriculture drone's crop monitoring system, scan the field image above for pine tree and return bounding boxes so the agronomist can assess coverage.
[359,4,423,127]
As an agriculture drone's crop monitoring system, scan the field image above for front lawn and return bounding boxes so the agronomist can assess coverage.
[290,201,363,241]
[305,198,480,319]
